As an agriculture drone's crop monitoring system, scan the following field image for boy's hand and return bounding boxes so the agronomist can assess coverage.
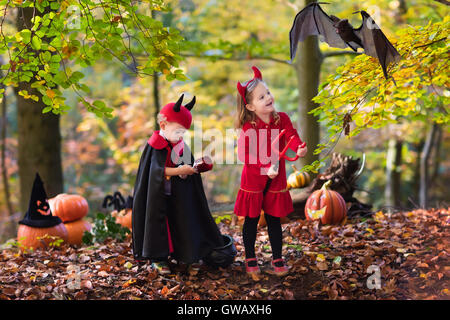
[297,145,307,158]
[177,164,198,176]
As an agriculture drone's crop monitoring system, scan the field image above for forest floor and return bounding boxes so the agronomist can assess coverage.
[0,208,448,300]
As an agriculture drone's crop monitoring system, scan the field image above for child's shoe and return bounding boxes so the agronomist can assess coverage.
[245,258,260,275]
[190,262,202,271]
[151,261,171,275]
[186,262,202,273]
[269,258,289,276]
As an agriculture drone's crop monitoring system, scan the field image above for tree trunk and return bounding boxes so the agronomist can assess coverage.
[151,10,161,131]
[419,123,438,208]
[385,138,403,209]
[411,140,424,206]
[293,0,322,172]
[0,62,13,218]
[14,7,63,213]
[0,65,17,241]
[430,124,442,186]
[153,72,160,131]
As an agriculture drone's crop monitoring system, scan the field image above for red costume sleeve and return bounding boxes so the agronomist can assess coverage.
[279,112,304,152]
[237,122,272,168]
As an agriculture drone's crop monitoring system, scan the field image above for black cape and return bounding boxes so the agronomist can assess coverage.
[132,138,224,264]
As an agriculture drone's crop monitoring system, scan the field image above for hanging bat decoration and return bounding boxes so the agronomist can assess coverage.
[289,2,401,80]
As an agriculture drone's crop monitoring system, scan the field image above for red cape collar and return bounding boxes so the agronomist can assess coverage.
[147,130,184,154]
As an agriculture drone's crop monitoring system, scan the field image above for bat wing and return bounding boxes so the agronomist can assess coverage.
[289,3,348,61]
[355,11,401,79]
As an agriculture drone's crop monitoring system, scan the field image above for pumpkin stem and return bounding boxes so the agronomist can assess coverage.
[291,164,298,172]
[321,180,332,191]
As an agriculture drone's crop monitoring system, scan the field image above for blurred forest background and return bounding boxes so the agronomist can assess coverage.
[0,0,448,243]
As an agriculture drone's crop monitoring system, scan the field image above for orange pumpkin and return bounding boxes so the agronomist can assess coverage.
[64,219,92,245]
[17,223,68,250]
[49,193,89,223]
[305,180,347,225]
[111,209,132,230]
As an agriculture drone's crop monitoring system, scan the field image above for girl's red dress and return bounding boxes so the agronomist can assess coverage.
[234,112,303,218]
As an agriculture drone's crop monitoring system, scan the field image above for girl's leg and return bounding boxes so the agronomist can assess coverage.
[242,215,260,267]
[264,213,283,267]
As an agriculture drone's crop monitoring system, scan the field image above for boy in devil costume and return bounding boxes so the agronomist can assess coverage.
[132,94,225,274]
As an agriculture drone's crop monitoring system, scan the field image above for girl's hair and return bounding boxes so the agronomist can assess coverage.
[235,78,279,128]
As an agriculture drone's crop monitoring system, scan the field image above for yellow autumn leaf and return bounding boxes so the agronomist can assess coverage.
[316,254,325,262]
[374,211,385,222]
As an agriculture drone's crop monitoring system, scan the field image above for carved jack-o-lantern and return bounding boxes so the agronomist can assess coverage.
[305,180,347,225]
[36,200,51,216]
[17,173,68,250]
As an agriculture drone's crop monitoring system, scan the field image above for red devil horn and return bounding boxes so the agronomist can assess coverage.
[237,82,247,105]
[252,66,262,80]
[173,94,184,112]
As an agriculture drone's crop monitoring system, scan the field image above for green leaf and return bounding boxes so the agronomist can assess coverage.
[82,231,93,245]
[20,29,31,43]
[93,100,107,110]
[31,36,42,50]
[42,106,52,113]
[96,212,106,220]
[50,1,60,10]
[42,95,52,105]
[333,256,342,265]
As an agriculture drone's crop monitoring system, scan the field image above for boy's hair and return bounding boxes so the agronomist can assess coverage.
[234,78,279,128]
[157,113,168,124]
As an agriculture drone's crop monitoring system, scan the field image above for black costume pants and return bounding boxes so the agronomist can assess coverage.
[242,213,282,260]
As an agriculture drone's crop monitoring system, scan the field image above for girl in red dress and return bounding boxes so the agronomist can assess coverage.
[234,66,307,276]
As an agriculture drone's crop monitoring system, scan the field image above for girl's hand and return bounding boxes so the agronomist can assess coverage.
[179,174,188,179]
[297,145,307,158]
[267,164,279,179]
[177,164,198,176]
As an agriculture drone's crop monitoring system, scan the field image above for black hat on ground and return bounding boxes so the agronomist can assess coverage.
[18,173,62,228]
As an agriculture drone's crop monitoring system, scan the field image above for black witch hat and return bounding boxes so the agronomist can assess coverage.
[18,173,62,228]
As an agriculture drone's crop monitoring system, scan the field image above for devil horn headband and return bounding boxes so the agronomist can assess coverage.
[173,94,184,112]
[237,66,263,105]
[184,96,196,111]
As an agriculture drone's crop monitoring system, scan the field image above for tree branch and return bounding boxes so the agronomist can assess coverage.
[322,50,361,59]
[434,0,450,6]
[180,53,291,65]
